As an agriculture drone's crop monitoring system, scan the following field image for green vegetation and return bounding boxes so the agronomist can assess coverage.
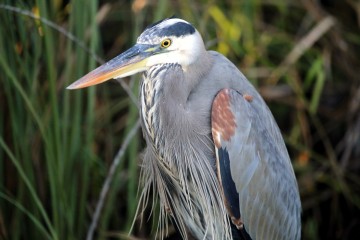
[1,0,359,239]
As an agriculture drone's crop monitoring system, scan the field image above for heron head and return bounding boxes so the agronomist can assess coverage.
[67,18,205,89]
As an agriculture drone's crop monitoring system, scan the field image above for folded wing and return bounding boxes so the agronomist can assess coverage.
[211,88,301,240]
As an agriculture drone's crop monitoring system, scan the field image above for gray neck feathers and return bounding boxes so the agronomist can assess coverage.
[138,56,231,239]
[140,63,188,157]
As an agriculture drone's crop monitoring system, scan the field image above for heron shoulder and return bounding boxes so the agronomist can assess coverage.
[212,89,301,239]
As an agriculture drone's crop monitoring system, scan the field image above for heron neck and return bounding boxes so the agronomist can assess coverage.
[140,53,213,143]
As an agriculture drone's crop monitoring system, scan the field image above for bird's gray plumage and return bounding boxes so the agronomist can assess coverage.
[139,57,232,239]
[213,88,301,239]
[68,17,301,240]
[138,37,301,238]
[135,17,300,239]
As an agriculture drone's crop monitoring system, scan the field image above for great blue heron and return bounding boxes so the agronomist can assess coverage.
[68,17,301,240]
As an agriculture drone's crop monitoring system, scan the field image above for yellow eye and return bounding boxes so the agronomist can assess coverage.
[161,39,172,48]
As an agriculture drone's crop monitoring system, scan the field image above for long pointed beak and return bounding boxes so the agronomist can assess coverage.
[67,44,157,89]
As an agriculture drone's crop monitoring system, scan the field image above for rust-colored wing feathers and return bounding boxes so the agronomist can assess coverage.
[211,88,301,240]
[211,89,237,148]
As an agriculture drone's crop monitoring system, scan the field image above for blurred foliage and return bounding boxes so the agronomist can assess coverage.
[1,0,360,239]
